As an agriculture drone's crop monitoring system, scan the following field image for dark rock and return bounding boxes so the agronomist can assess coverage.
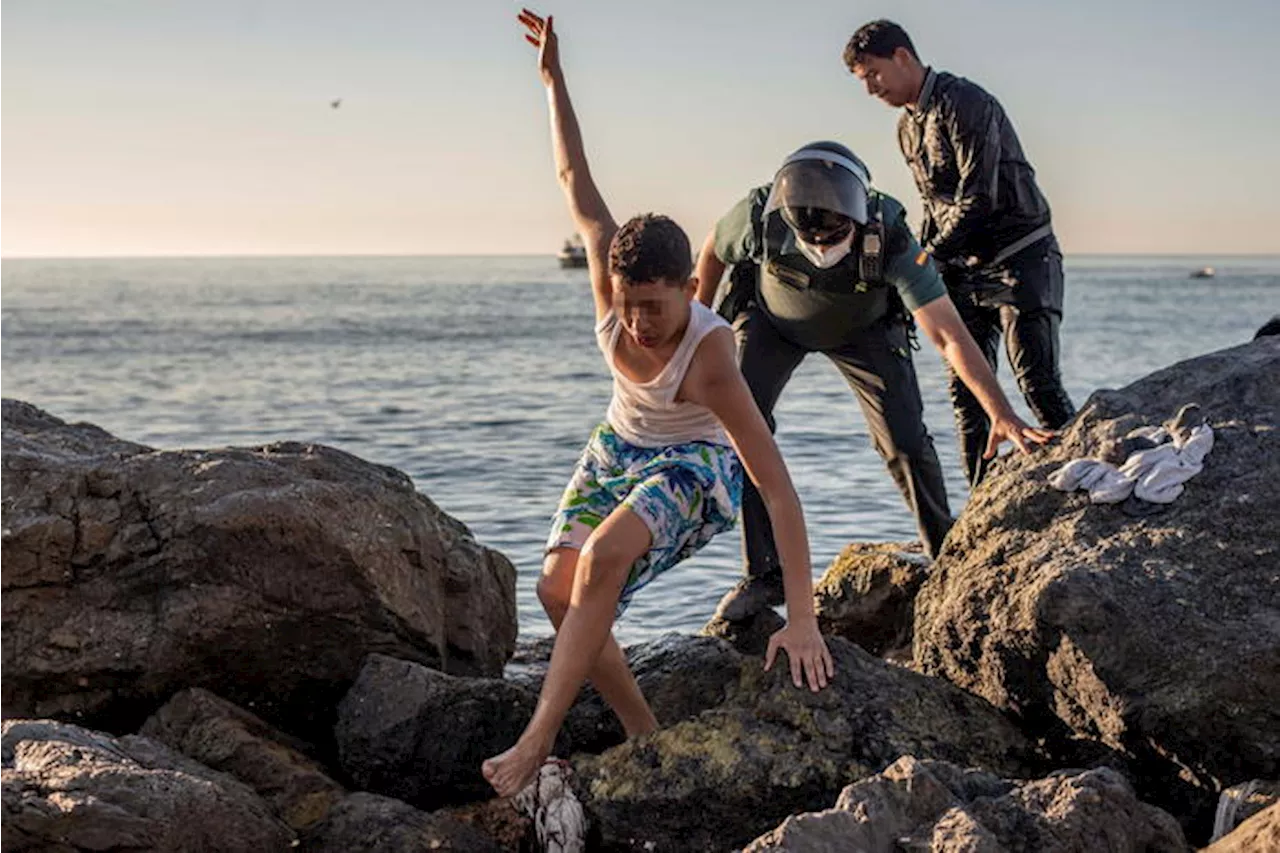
[436,798,532,852]
[503,636,559,688]
[1,718,294,852]
[743,755,1188,852]
[508,632,750,725]
[700,607,787,656]
[1,400,517,744]
[597,634,749,735]
[299,791,504,852]
[500,631,749,757]
[1255,315,1280,339]
[140,688,345,830]
[1209,779,1280,844]
[813,541,929,658]
[912,339,1280,839]
[572,637,1038,852]
[335,636,748,809]
[335,653,548,809]
[1203,800,1280,853]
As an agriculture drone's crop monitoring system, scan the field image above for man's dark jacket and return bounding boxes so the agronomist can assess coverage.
[898,68,1051,266]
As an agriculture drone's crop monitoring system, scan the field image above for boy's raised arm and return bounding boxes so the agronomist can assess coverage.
[519,9,616,318]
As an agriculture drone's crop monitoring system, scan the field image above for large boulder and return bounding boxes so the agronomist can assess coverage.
[335,653,555,809]
[1208,779,1279,847]
[572,637,1038,852]
[1,719,294,852]
[1203,801,1280,853]
[336,636,747,809]
[699,608,787,657]
[813,541,930,658]
[140,688,345,830]
[913,339,1280,836]
[434,798,532,852]
[1,400,517,741]
[298,792,505,853]
[743,755,1188,852]
[509,633,752,752]
[142,687,531,848]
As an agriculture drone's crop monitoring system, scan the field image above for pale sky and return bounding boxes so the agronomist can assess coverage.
[3,0,1278,258]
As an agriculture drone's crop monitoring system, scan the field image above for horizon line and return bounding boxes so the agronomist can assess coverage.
[5,251,1279,262]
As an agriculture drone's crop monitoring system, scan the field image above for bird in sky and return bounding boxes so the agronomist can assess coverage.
[330,98,342,109]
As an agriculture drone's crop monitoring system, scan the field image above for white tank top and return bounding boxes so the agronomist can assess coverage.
[596,300,731,448]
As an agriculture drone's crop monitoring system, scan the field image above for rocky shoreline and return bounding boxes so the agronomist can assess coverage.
[3,336,1277,852]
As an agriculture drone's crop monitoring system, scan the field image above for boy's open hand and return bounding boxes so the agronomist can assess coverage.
[765,621,834,692]
[517,8,560,85]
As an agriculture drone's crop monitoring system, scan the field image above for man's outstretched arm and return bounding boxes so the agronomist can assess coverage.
[913,296,1055,459]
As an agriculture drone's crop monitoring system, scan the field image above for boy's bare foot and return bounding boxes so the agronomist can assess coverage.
[482,739,549,798]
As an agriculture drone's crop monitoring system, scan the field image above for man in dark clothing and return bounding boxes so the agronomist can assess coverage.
[698,140,1053,621]
[845,21,1075,487]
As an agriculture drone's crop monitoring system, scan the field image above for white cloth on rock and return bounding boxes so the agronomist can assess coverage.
[513,758,586,853]
[1049,423,1214,505]
[1047,458,1134,503]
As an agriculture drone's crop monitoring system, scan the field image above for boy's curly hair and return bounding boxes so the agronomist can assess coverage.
[608,214,692,285]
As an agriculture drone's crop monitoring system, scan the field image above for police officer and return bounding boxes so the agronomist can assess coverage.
[697,141,1052,621]
[845,20,1076,488]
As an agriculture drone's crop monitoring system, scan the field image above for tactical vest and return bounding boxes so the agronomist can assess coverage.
[756,195,899,350]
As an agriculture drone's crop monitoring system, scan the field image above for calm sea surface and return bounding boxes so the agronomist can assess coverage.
[4,254,1277,643]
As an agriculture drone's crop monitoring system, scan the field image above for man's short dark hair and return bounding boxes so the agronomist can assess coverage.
[608,214,692,285]
[844,20,918,71]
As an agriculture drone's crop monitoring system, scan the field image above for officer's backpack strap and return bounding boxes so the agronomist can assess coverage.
[715,259,759,322]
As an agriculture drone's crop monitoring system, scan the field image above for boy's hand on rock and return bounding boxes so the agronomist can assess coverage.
[765,622,834,692]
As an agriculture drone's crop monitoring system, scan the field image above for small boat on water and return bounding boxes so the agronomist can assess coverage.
[1190,266,1216,279]
[558,235,588,269]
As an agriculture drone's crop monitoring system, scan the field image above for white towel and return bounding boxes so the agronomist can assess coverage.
[514,758,586,853]
[1133,424,1215,503]
[1047,458,1135,503]
[1049,423,1214,505]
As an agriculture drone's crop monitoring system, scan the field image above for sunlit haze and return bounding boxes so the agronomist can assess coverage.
[3,0,1278,257]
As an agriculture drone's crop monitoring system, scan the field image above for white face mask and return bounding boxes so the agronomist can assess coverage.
[796,230,855,269]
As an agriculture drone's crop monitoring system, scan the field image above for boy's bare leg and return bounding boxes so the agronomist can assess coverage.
[483,507,651,797]
[539,548,658,737]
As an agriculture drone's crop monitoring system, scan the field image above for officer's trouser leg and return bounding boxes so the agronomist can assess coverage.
[946,295,1003,489]
[734,307,808,580]
[828,321,954,559]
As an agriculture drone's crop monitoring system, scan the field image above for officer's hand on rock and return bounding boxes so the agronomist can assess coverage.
[984,414,1055,459]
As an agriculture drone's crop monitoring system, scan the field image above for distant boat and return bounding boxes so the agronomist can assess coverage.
[558,235,588,269]
[1190,266,1216,279]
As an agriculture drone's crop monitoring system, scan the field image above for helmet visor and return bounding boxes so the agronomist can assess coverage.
[780,207,854,245]
[764,158,869,227]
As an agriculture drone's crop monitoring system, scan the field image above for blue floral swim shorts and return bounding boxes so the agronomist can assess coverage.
[547,422,743,616]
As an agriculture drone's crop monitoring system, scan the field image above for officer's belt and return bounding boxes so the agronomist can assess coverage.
[983,224,1053,269]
